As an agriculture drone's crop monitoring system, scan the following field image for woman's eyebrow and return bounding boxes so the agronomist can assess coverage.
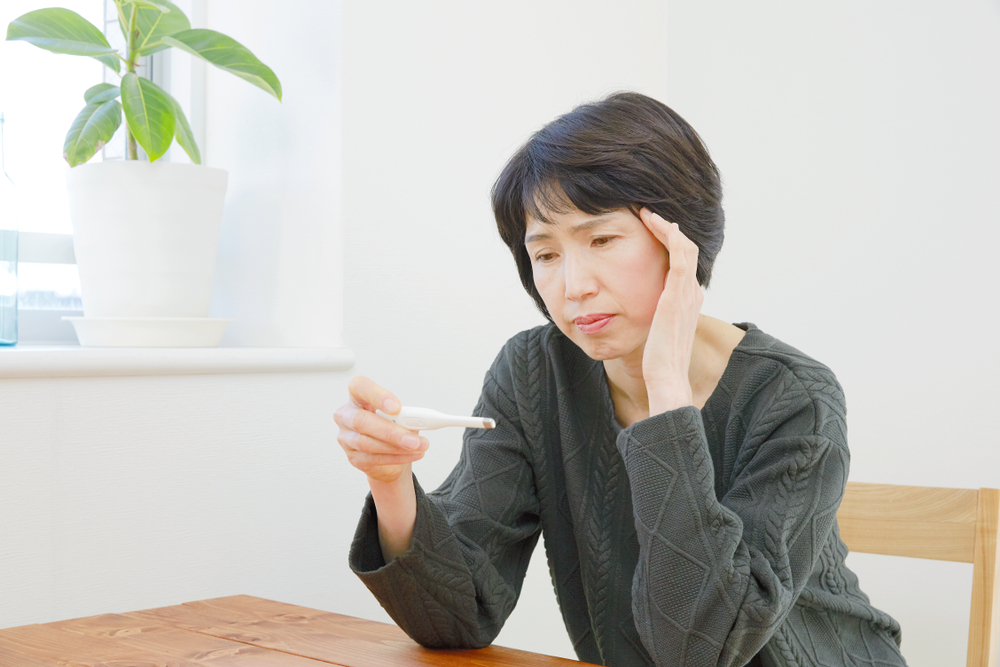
[524,230,551,245]
[525,215,619,244]
[569,216,617,235]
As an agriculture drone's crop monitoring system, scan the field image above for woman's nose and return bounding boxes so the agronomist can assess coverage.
[563,254,599,302]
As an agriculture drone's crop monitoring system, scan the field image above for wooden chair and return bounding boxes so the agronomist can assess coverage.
[837,482,1000,667]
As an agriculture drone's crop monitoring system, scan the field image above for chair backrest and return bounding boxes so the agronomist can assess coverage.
[837,482,1000,667]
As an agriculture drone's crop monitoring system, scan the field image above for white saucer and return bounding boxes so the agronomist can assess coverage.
[63,317,234,348]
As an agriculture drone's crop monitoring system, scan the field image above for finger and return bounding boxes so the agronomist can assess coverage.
[337,427,429,454]
[674,224,700,264]
[642,209,700,271]
[345,449,427,471]
[666,220,700,260]
[642,209,698,254]
[662,223,700,279]
[334,403,425,450]
[664,224,691,277]
[639,207,673,246]
[348,375,401,414]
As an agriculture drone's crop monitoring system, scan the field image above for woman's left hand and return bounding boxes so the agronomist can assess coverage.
[639,207,704,414]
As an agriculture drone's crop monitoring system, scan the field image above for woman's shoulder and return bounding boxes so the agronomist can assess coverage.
[725,323,847,436]
[732,323,841,389]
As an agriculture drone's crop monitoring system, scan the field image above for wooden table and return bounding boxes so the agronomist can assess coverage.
[0,595,593,666]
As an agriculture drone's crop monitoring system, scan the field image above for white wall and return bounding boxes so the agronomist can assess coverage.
[203,0,343,347]
[2,2,997,666]
[0,372,355,624]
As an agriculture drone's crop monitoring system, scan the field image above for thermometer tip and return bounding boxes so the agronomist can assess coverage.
[482,418,496,429]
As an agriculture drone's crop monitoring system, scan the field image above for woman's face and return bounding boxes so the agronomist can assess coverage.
[525,206,669,363]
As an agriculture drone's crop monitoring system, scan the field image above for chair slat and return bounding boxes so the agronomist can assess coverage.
[838,482,980,563]
[839,482,979,523]
[838,519,976,563]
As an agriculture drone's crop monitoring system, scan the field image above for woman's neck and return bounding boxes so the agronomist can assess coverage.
[603,343,651,427]
[604,315,744,427]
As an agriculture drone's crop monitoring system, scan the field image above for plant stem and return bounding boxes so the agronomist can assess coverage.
[126,3,139,160]
[126,126,138,161]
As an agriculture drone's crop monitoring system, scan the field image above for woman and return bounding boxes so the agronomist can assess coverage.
[335,93,907,667]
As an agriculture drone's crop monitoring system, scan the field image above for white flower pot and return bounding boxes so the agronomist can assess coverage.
[66,161,228,319]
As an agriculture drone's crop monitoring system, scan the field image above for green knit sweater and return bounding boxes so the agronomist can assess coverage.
[350,323,907,666]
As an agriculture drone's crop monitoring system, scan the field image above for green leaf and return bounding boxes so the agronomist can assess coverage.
[121,73,175,162]
[117,0,190,56]
[64,99,123,167]
[6,8,120,74]
[162,29,281,101]
[130,0,170,10]
[166,92,200,164]
[84,83,121,103]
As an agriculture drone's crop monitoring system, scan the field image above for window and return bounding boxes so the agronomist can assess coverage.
[1,0,171,343]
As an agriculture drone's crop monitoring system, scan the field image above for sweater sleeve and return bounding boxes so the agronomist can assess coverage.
[348,349,541,649]
[616,375,849,666]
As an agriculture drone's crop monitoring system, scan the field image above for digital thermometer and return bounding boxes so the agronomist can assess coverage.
[375,406,496,430]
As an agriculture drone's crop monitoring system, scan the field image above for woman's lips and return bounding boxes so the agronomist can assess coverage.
[573,314,615,334]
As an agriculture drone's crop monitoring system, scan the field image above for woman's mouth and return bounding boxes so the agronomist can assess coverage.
[573,314,615,334]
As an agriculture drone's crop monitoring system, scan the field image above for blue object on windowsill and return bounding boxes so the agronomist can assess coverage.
[0,228,17,347]
[1,112,18,346]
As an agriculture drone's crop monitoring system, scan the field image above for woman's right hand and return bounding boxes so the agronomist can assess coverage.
[334,376,430,485]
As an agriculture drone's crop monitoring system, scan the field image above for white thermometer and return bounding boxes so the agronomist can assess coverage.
[375,406,495,431]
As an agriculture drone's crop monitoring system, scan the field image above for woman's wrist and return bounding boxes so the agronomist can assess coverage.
[368,467,417,563]
[647,379,694,415]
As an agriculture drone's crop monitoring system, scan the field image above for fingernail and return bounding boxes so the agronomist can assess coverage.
[383,397,400,413]
[402,435,420,450]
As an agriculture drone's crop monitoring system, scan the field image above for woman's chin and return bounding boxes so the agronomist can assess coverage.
[571,335,628,362]
[556,320,643,362]
[563,328,647,364]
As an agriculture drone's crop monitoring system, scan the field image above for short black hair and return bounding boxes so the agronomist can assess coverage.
[491,92,725,320]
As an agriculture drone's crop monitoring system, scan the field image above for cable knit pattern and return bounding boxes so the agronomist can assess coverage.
[349,323,907,667]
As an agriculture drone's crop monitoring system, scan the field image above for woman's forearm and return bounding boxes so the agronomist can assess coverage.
[368,466,417,563]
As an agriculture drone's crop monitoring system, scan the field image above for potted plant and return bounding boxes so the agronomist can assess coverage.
[5,0,281,346]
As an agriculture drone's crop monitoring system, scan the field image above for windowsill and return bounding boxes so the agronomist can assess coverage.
[0,345,355,379]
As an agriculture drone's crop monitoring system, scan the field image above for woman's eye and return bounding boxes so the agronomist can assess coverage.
[534,252,555,263]
[592,236,613,247]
